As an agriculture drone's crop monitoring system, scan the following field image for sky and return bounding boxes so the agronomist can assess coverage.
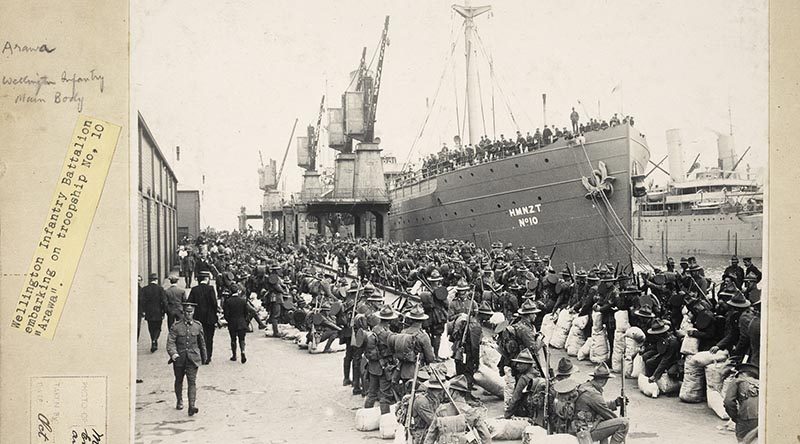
[133,0,768,231]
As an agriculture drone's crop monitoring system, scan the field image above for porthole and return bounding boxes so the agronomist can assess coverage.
[470,209,474,213]
[459,175,463,179]
[470,172,474,177]
[454,212,458,216]
[512,201,517,205]
[490,168,494,173]
[515,163,519,168]
[444,179,448,183]
[497,203,501,208]
[545,158,549,163]
[537,196,542,201]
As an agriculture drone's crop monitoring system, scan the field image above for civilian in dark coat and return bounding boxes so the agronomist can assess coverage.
[223,289,257,363]
[187,271,219,364]
[142,273,168,352]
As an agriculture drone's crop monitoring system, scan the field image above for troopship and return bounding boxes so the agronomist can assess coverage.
[385,3,651,269]
[633,129,763,259]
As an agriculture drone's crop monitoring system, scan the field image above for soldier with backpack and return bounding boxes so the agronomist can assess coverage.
[395,306,438,394]
[504,348,547,423]
[364,306,398,414]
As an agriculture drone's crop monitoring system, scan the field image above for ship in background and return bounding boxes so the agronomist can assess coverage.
[634,129,763,260]
[385,2,651,269]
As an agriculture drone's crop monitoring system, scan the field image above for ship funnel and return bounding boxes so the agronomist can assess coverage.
[665,129,686,182]
[716,134,737,172]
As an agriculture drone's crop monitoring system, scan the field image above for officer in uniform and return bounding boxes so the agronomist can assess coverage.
[573,363,629,444]
[724,363,759,443]
[167,302,207,416]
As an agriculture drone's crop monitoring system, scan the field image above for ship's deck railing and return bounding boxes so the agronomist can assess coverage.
[392,122,636,190]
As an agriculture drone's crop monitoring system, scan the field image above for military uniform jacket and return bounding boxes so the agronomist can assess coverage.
[167,319,208,368]
[723,374,759,422]
[187,283,219,326]
[399,325,437,378]
[426,401,492,444]
[366,323,394,375]
[652,333,681,379]
[505,368,541,417]
[574,382,618,432]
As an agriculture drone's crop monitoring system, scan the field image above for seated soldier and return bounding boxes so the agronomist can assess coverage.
[573,363,629,444]
[424,374,492,444]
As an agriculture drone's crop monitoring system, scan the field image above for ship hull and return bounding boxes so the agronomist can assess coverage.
[633,212,763,259]
[389,124,650,269]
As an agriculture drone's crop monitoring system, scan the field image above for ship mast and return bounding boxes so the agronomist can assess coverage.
[453,1,491,146]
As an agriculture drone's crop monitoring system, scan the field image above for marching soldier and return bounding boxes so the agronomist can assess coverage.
[573,363,629,444]
[167,302,207,416]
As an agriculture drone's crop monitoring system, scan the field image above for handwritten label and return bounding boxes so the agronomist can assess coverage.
[508,203,543,227]
[0,67,104,112]
[31,376,106,444]
[10,116,120,338]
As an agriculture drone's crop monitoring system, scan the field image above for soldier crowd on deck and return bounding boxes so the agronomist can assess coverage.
[139,229,761,443]
[394,111,635,186]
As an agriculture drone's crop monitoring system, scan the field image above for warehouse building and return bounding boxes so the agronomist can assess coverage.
[138,112,178,282]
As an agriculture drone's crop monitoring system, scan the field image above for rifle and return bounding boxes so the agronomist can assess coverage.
[454,290,476,364]
[543,342,551,435]
[550,241,558,262]
[620,337,627,418]
[429,367,480,443]
[405,354,422,443]
[349,285,362,346]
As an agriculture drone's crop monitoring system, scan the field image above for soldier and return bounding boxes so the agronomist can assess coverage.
[407,377,446,444]
[187,271,219,364]
[339,281,361,388]
[422,270,448,360]
[449,301,491,393]
[142,273,168,353]
[552,377,580,435]
[734,292,761,364]
[542,125,553,145]
[167,302,207,416]
[504,348,547,423]
[266,262,288,338]
[710,291,752,356]
[742,271,761,306]
[643,318,680,383]
[573,362,629,444]
[723,256,745,289]
[425,374,492,444]
[364,306,398,414]
[514,300,545,372]
[165,275,186,328]
[448,278,476,320]
[742,258,762,284]
[396,306,438,390]
[724,363,759,443]
[222,288,257,363]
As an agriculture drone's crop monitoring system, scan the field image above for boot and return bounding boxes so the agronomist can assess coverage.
[241,353,247,364]
[230,354,237,361]
[188,405,198,416]
[343,378,352,386]
[176,400,183,410]
[150,341,157,353]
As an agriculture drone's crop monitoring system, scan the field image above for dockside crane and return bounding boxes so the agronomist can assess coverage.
[364,15,390,143]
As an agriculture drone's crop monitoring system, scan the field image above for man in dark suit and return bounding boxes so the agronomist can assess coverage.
[142,273,168,352]
[187,271,219,364]
[165,275,186,327]
[222,288,257,363]
[167,302,207,416]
